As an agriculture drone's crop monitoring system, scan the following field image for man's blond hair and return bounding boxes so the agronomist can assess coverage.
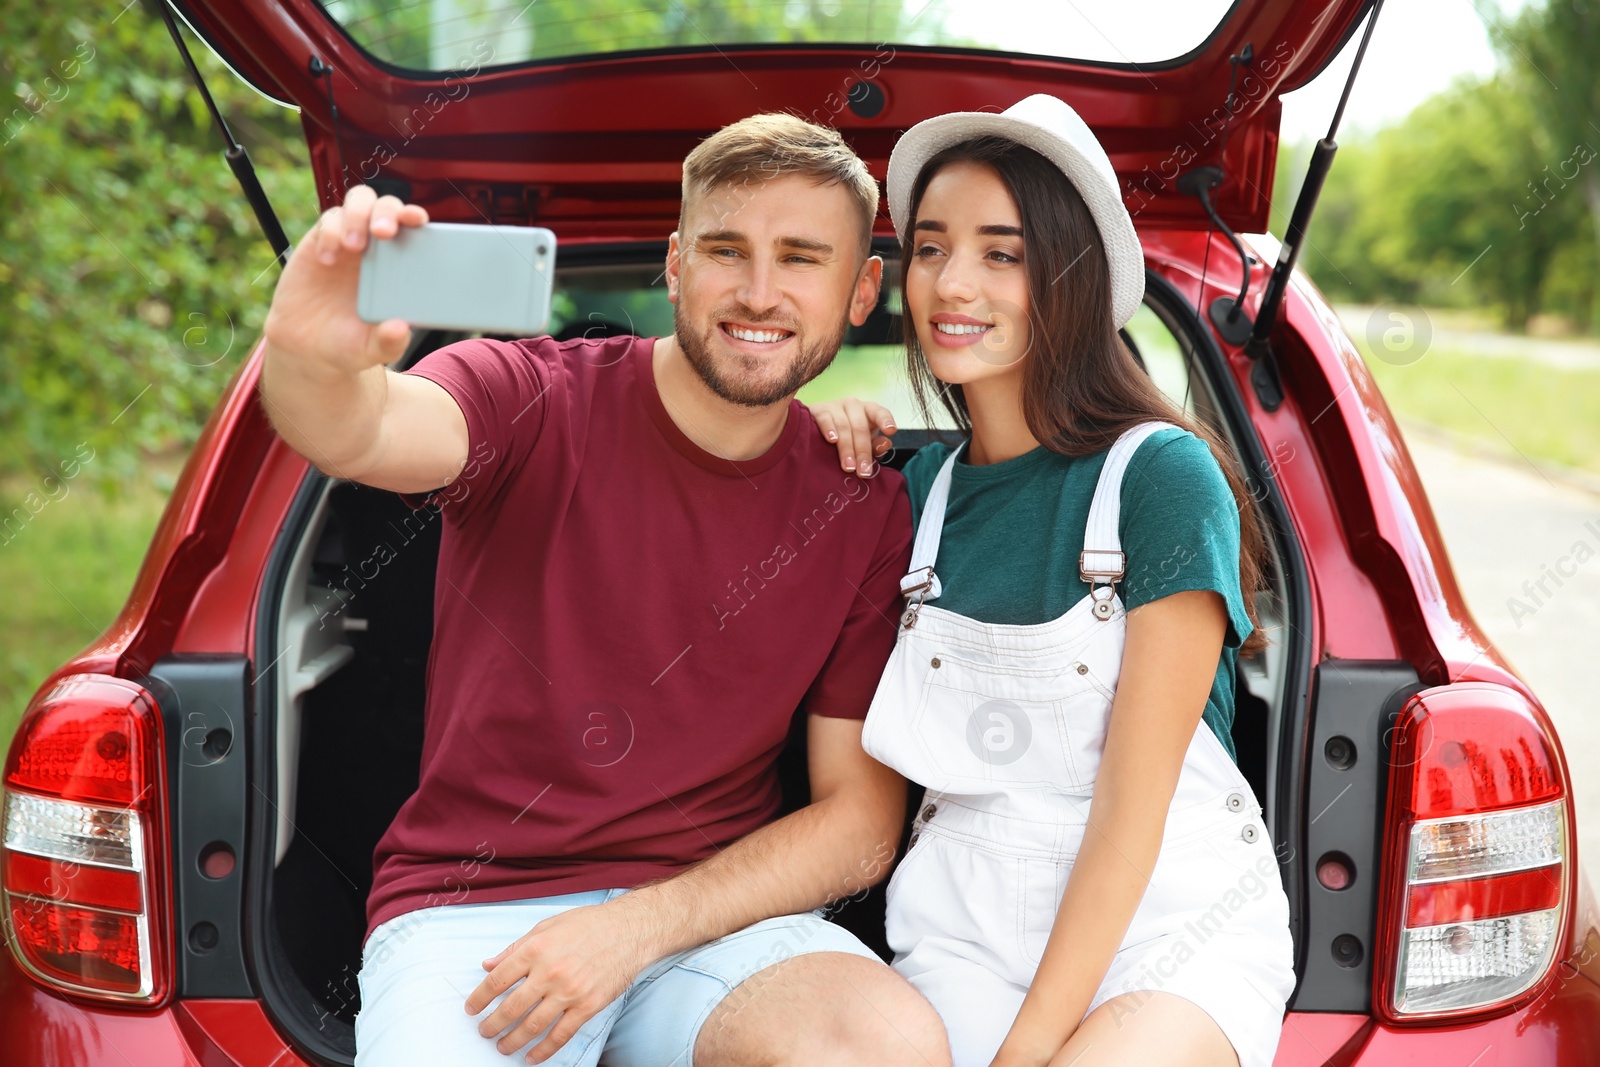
[679,113,879,256]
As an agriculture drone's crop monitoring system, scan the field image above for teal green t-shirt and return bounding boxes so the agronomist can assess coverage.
[899,427,1253,762]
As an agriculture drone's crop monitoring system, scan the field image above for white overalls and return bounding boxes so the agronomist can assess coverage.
[862,421,1297,1067]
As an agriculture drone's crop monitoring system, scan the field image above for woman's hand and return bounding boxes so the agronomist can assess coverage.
[987,1017,1074,1067]
[807,397,898,478]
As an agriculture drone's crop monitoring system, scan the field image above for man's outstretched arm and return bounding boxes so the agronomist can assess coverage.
[463,712,907,1060]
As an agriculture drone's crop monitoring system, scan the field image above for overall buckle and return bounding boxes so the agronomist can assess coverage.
[900,566,936,596]
[1078,549,1125,583]
[1080,550,1124,621]
[899,566,936,630]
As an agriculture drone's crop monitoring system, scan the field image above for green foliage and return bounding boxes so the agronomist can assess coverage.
[0,0,318,493]
[1299,1,1599,332]
[1492,0,1600,332]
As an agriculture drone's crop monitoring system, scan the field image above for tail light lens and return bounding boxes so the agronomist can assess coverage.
[2,675,171,1002]
[1378,682,1569,1020]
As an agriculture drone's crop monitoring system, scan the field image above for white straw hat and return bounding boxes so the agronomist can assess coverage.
[887,93,1145,329]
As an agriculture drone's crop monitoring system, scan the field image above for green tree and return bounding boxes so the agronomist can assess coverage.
[0,0,317,493]
[1492,0,1600,331]
[1379,74,1580,330]
[1299,70,1585,330]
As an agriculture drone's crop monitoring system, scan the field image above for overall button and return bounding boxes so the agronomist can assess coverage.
[1241,823,1259,844]
[908,832,920,848]
[1226,792,1246,812]
[921,803,938,821]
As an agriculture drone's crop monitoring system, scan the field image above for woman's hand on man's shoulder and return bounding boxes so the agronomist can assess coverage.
[806,397,898,478]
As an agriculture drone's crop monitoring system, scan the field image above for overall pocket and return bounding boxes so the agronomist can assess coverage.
[910,651,1113,794]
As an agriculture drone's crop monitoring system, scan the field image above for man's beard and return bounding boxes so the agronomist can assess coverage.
[674,302,851,408]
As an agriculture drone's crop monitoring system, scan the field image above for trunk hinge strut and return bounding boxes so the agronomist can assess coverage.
[157,1,292,270]
[1246,0,1388,371]
[1178,0,1387,412]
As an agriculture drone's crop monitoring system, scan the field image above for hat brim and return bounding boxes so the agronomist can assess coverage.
[886,109,1145,330]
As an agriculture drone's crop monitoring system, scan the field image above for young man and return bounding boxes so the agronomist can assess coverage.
[257,114,949,1067]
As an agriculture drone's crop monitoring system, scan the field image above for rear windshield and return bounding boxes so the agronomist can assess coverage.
[315,0,1237,74]
[526,259,1193,433]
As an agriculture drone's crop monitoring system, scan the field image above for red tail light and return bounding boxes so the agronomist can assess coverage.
[2,675,172,1003]
[1376,681,1570,1021]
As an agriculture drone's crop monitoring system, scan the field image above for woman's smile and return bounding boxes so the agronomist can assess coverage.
[928,312,998,347]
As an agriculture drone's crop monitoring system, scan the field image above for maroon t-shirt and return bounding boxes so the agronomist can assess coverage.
[364,334,913,942]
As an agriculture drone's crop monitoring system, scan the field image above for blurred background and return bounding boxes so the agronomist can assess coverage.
[2,0,1595,772]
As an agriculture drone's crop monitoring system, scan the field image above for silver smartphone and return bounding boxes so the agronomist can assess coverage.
[356,221,557,335]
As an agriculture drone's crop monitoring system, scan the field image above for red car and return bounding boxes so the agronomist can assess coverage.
[4,0,1597,1063]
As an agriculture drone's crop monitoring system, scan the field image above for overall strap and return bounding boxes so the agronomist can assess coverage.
[1080,421,1181,617]
[900,439,968,602]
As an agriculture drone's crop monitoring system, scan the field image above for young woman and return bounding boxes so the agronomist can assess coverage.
[806,95,1296,1067]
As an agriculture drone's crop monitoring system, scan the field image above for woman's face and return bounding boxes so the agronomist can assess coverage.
[904,158,1033,387]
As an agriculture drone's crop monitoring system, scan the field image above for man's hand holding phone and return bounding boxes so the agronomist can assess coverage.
[257,185,471,495]
[264,185,427,377]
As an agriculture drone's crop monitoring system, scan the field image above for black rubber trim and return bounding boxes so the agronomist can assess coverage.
[1142,267,1317,1003]
[1293,661,1424,1012]
[249,468,358,1064]
[137,654,255,998]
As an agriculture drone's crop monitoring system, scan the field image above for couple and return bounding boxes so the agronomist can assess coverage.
[259,94,1294,1067]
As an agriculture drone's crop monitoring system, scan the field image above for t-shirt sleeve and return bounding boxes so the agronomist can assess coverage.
[1117,430,1254,650]
[392,337,555,527]
[800,476,915,719]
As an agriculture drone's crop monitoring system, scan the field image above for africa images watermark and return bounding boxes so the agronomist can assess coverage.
[1106,844,1288,1028]
[3,40,95,147]
[1122,39,1297,223]
[318,39,496,203]
[314,436,497,631]
[1505,516,1600,629]
[710,472,880,630]
[0,442,96,550]
[1512,141,1596,231]
[696,43,897,235]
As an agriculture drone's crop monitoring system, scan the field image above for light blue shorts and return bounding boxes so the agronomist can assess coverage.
[353,887,884,1066]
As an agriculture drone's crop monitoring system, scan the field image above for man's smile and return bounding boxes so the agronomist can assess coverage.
[719,321,796,348]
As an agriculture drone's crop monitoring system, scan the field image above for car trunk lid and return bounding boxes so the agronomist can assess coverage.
[171,0,1372,238]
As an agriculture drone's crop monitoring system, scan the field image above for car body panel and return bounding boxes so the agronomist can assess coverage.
[169,0,1372,233]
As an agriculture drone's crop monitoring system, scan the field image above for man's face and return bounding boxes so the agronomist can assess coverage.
[665,173,882,408]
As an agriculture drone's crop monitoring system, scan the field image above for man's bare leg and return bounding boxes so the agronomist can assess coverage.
[694,951,952,1067]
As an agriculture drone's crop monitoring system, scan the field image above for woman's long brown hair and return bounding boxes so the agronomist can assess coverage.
[898,136,1271,659]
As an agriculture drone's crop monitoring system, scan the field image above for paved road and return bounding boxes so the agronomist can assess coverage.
[1400,422,1600,880]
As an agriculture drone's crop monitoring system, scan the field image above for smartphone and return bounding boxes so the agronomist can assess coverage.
[356,221,557,335]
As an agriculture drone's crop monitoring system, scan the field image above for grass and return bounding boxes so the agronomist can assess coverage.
[1356,343,1600,478]
[0,465,173,750]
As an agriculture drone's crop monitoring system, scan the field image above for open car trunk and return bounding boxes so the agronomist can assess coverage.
[176,4,1375,1056]
[247,240,1311,1062]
